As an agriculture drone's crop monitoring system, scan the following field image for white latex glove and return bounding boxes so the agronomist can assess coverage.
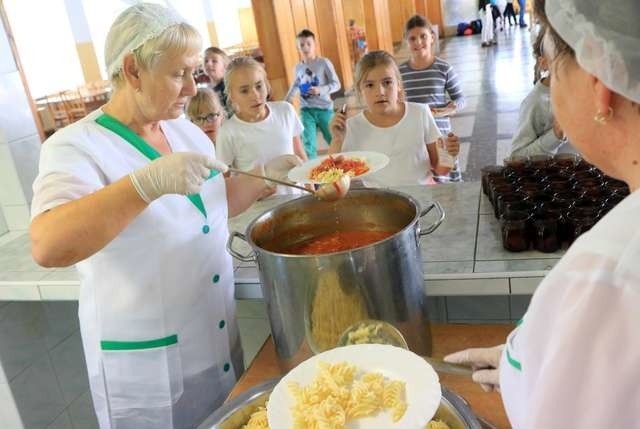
[444,344,505,392]
[264,155,303,183]
[129,152,229,203]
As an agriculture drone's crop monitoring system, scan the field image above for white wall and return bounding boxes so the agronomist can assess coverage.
[443,0,480,27]
[0,16,40,233]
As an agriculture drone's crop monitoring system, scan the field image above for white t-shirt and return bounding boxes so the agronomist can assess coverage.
[216,101,303,195]
[342,102,441,186]
[500,187,640,428]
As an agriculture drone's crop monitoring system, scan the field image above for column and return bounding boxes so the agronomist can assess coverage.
[202,0,220,46]
[414,0,445,36]
[311,0,353,90]
[389,0,415,44]
[362,0,393,52]
[0,2,42,235]
[251,0,353,97]
[63,0,101,83]
[251,0,298,100]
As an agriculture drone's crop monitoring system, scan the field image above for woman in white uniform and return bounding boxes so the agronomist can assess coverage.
[29,4,299,429]
[445,0,640,427]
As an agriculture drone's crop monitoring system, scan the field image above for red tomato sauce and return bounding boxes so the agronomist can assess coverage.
[285,230,394,255]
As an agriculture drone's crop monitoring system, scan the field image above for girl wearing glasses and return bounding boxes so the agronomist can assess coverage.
[186,88,225,146]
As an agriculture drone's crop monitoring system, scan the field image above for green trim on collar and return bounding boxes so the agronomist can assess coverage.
[506,348,522,371]
[95,113,214,218]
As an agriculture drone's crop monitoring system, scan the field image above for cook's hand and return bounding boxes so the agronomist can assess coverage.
[330,110,347,141]
[264,155,303,183]
[129,152,228,203]
[444,344,504,392]
[445,132,460,157]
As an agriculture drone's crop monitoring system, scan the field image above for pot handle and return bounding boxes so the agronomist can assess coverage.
[226,231,256,262]
[418,201,445,236]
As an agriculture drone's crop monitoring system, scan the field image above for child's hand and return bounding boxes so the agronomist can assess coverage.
[553,119,564,139]
[330,109,347,141]
[307,87,321,95]
[445,132,460,157]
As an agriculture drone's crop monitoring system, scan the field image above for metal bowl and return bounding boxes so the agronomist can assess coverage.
[198,378,482,429]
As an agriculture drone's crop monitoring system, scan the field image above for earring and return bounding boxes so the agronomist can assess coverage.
[593,106,613,124]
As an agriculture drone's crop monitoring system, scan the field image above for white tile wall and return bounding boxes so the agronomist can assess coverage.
[0,143,28,206]
[0,72,38,143]
[7,134,41,204]
[0,207,7,236]
[2,205,30,230]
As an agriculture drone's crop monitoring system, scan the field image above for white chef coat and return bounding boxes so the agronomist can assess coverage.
[500,187,640,428]
[31,109,243,429]
[342,102,441,186]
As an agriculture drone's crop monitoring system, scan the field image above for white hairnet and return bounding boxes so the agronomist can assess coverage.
[104,3,184,78]
[546,0,640,103]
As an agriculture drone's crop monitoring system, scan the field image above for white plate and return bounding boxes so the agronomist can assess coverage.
[288,151,390,184]
[267,344,441,429]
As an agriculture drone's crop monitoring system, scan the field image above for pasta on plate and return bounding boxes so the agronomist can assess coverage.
[309,156,370,183]
[244,361,450,429]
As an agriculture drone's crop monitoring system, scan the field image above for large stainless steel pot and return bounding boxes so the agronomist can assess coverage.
[228,189,444,369]
[198,378,483,429]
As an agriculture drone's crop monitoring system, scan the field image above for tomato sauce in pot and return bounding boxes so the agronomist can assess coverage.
[285,230,394,255]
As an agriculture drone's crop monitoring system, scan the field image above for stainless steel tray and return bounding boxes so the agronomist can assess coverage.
[199,378,483,429]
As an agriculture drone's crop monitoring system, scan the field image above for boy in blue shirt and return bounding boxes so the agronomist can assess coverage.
[285,29,341,159]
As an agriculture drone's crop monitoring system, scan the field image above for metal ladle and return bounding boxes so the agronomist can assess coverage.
[227,167,351,202]
[338,319,473,376]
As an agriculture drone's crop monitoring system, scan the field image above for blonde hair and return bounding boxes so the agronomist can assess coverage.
[223,56,270,111]
[186,88,224,121]
[354,50,404,102]
[110,23,201,88]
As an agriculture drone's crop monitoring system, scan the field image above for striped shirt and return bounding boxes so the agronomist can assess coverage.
[399,57,465,133]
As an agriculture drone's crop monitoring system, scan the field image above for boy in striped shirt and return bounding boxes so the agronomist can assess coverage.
[399,15,466,182]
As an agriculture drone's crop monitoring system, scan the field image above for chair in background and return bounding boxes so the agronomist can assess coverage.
[60,89,88,122]
[44,93,71,129]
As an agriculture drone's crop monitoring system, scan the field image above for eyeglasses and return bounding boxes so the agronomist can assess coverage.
[192,112,222,124]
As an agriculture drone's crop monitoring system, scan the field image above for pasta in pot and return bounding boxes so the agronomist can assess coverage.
[309,271,369,352]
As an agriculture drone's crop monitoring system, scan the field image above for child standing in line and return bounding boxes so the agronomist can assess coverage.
[285,29,341,159]
[186,88,225,147]
[399,15,466,182]
[504,0,517,26]
[328,50,460,187]
[203,47,232,115]
[479,0,496,47]
[510,27,574,156]
[217,57,308,196]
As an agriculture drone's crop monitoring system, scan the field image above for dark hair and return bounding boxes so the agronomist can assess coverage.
[534,0,575,62]
[404,15,434,37]
[532,26,545,59]
[204,46,230,66]
[297,29,315,40]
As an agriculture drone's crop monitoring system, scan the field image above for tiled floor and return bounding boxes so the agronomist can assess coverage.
[0,28,538,428]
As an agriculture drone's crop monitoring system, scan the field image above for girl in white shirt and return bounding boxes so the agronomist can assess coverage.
[216,57,307,195]
[329,50,460,187]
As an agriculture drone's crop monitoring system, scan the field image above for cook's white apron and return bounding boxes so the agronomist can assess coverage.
[76,114,242,428]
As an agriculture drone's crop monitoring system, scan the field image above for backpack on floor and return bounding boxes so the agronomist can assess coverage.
[470,19,483,34]
[457,22,470,36]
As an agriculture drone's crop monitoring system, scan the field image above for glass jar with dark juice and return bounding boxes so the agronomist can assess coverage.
[533,213,561,253]
[537,201,569,243]
[553,153,580,169]
[496,192,529,219]
[566,212,597,244]
[529,154,554,169]
[501,211,531,252]
[503,155,529,171]
[481,166,505,195]
[490,183,516,207]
